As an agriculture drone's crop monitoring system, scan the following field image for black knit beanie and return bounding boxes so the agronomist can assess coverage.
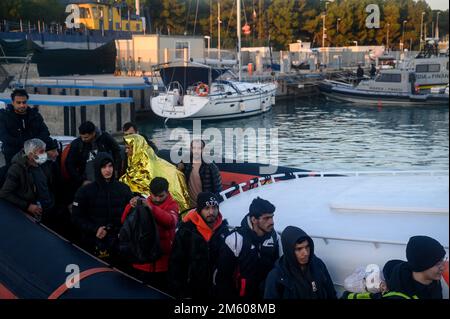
[196,192,219,213]
[248,197,275,218]
[406,236,446,272]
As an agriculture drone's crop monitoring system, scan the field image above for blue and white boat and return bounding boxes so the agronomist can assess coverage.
[319,68,448,106]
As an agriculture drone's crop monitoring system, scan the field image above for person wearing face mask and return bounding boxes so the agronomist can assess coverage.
[0,138,54,221]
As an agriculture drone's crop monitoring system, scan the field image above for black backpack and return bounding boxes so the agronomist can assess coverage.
[119,202,162,264]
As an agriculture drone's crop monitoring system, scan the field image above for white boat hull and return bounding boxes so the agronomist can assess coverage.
[151,83,277,121]
[219,172,449,297]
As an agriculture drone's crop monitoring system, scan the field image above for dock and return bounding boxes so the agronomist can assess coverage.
[0,93,133,137]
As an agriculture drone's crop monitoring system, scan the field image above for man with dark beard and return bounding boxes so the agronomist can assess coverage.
[215,197,282,299]
[168,192,229,299]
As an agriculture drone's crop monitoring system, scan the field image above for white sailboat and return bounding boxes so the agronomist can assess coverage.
[151,0,277,121]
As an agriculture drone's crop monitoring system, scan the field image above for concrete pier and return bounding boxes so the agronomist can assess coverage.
[0,93,133,137]
[25,74,155,113]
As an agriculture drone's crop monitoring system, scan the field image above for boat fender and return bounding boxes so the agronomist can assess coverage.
[195,83,209,97]
[414,84,420,94]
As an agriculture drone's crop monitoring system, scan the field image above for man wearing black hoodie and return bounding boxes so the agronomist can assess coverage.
[264,226,336,299]
[66,121,122,190]
[383,235,446,299]
[215,197,282,299]
[71,152,133,259]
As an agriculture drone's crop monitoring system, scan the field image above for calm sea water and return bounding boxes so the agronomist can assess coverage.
[137,96,449,171]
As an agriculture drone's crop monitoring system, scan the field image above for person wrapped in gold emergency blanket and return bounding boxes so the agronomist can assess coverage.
[120,134,190,212]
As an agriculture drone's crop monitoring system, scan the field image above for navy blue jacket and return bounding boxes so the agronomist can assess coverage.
[0,105,50,164]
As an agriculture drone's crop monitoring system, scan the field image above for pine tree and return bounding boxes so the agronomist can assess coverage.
[267,0,298,49]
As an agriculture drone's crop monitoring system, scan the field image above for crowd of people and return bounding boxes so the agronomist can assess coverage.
[0,89,447,300]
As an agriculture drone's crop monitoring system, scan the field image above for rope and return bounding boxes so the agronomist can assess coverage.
[185,0,192,35]
[193,0,200,35]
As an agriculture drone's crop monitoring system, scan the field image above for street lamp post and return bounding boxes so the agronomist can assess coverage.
[204,35,211,59]
[420,12,425,51]
[436,11,440,39]
[386,23,390,52]
[401,20,407,51]
[322,14,327,48]
[336,18,341,34]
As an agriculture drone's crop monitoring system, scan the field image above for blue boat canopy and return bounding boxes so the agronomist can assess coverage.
[158,64,229,91]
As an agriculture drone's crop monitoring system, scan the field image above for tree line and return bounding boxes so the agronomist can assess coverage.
[1,0,449,50]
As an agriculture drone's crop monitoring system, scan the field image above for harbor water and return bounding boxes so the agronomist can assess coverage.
[138,96,449,171]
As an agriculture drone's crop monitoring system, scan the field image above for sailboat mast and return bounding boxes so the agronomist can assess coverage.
[237,0,242,81]
[218,2,221,62]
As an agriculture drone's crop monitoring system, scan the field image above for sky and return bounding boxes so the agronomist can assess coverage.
[426,0,449,10]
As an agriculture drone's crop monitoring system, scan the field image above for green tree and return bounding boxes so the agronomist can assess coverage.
[0,0,24,20]
[267,0,298,49]
[158,0,186,35]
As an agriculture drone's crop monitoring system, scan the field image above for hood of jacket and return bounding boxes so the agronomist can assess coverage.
[387,261,442,299]
[281,226,315,269]
[183,209,224,242]
[11,150,30,168]
[94,152,115,185]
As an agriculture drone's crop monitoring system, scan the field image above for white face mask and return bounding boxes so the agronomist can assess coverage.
[34,153,48,165]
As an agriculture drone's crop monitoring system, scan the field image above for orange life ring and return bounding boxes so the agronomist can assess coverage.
[195,83,209,97]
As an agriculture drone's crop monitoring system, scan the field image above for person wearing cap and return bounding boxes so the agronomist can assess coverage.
[264,226,336,299]
[72,152,133,261]
[342,235,446,300]
[383,235,446,299]
[215,197,282,299]
[41,138,63,199]
[168,192,229,299]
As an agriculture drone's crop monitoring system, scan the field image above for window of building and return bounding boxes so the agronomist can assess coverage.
[428,64,440,72]
[415,64,428,73]
[91,7,98,19]
[416,64,441,73]
[80,8,91,19]
[175,42,190,60]
[375,73,402,83]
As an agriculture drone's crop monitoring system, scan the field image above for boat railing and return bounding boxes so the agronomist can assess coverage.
[30,78,96,87]
[220,170,449,201]
[220,170,450,253]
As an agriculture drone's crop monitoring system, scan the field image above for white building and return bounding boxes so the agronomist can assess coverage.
[116,34,205,72]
